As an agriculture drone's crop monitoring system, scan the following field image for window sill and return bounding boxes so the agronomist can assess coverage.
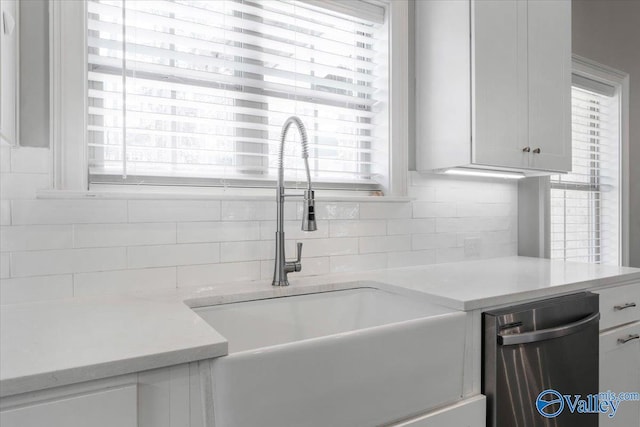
[36,188,414,203]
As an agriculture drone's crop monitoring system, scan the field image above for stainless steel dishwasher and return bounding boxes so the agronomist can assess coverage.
[483,292,600,427]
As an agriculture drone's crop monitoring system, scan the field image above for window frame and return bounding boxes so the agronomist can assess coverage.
[49,0,409,197]
[547,55,630,266]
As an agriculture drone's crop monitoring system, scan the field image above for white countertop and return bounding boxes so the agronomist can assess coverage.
[343,256,640,311]
[0,296,228,398]
[2,256,639,397]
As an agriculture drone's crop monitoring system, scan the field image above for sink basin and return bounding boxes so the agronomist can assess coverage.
[194,287,467,427]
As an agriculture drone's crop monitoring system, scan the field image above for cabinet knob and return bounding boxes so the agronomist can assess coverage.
[522,147,531,152]
[532,148,541,154]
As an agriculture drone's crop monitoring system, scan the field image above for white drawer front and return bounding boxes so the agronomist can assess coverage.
[600,322,640,427]
[391,395,486,427]
[597,283,640,330]
[0,385,137,427]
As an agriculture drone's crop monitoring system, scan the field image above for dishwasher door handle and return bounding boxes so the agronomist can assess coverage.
[498,312,600,346]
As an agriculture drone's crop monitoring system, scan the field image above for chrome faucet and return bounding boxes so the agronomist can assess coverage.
[272,116,317,286]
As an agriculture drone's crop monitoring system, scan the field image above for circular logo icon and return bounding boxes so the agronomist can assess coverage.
[536,389,565,418]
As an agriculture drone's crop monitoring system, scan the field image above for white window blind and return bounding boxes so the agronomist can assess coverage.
[86,0,387,190]
[550,84,620,265]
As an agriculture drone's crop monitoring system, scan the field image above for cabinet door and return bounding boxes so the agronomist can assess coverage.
[0,385,138,427]
[0,0,18,144]
[527,0,572,172]
[472,0,529,170]
[391,395,485,427]
[600,322,640,427]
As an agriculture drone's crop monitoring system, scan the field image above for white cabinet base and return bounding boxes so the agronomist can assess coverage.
[0,385,137,427]
[392,395,486,427]
[600,321,640,427]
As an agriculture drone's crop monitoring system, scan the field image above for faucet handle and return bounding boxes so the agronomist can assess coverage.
[295,242,303,263]
[288,242,303,273]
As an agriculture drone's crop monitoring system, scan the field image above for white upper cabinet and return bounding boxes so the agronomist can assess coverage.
[415,0,572,174]
[526,0,572,172]
[472,0,528,170]
[0,0,19,145]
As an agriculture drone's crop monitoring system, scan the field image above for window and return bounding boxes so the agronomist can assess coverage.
[85,0,389,191]
[550,73,622,265]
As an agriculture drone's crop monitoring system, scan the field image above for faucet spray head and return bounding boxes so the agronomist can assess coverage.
[302,190,317,232]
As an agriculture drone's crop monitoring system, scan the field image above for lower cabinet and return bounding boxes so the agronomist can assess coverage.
[0,362,212,427]
[0,384,137,427]
[391,395,486,427]
[599,321,640,427]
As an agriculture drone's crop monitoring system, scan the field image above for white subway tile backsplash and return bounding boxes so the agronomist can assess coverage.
[129,200,221,222]
[260,220,329,240]
[440,186,516,205]
[11,247,127,277]
[388,250,436,268]
[0,275,73,304]
[10,147,50,174]
[435,218,459,233]
[433,187,460,203]
[219,239,294,263]
[221,201,297,221]
[219,240,272,263]
[74,267,176,297]
[461,230,514,246]
[435,233,458,248]
[456,232,481,247]
[0,253,9,278]
[413,202,456,218]
[0,225,73,252]
[407,185,436,201]
[330,253,387,273]
[297,237,358,257]
[128,243,219,268]
[456,202,514,217]
[436,184,514,204]
[0,173,49,199]
[179,221,260,243]
[387,218,435,235]
[329,220,385,237]
[459,216,513,232]
[413,233,459,251]
[74,223,176,248]
[359,235,411,254]
[359,202,411,219]
[177,261,261,288]
[0,200,10,225]
[12,200,128,225]
[0,152,519,301]
[436,247,466,264]
[411,234,437,250]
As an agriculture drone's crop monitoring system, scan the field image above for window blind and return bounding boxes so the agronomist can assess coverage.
[550,85,620,265]
[86,0,387,190]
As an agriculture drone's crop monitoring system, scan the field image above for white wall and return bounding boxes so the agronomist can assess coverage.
[572,0,640,267]
[0,145,518,304]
